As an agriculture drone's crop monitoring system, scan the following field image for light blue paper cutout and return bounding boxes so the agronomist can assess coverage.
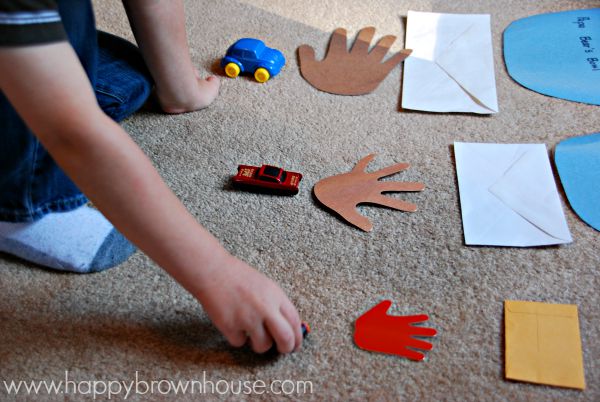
[555,133,600,231]
[504,9,600,105]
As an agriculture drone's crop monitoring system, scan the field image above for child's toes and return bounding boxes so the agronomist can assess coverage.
[195,76,220,108]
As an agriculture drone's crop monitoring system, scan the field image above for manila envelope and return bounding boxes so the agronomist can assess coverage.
[504,300,585,389]
[402,11,498,114]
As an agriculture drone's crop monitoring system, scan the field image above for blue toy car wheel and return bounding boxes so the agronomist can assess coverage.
[224,61,242,78]
[254,67,270,83]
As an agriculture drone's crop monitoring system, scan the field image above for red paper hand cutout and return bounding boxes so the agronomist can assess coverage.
[354,300,437,361]
[314,154,424,231]
[298,27,412,95]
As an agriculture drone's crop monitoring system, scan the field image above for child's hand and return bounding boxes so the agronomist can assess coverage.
[193,254,303,354]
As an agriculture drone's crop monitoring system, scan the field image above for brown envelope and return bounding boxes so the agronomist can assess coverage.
[504,300,586,389]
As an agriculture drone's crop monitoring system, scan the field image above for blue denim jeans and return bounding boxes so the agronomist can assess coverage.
[0,0,153,222]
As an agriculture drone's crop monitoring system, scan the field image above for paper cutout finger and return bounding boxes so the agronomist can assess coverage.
[314,154,424,231]
[298,27,412,95]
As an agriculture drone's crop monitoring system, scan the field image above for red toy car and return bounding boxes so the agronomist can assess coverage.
[232,164,302,195]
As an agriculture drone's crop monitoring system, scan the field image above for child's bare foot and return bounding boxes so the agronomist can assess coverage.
[157,73,220,114]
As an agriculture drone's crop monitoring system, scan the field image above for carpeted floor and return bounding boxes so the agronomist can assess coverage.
[1,0,599,400]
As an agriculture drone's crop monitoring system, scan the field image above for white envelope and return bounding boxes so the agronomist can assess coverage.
[402,11,499,114]
[454,142,572,247]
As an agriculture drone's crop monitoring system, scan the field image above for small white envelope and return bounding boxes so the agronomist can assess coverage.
[402,11,499,114]
[454,142,572,247]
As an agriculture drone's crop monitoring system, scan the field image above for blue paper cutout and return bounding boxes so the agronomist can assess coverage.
[504,9,600,105]
[555,133,600,231]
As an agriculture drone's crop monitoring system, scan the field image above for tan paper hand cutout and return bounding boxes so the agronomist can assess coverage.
[314,154,424,232]
[298,27,412,95]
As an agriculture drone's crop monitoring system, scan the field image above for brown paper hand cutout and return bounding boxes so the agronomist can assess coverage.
[298,27,412,95]
[314,154,424,232]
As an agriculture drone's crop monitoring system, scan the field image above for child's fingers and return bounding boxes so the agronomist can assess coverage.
[280,302,303,351]
[248,324,274,354]
[224,329,247,348]
[265,314,295,354]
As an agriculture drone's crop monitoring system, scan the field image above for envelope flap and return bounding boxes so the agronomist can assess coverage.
[505,300,577,317]
[434,15,498,112]
[488,146,572,242]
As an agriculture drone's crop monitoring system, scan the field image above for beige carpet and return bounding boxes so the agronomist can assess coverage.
[1,0,599,400]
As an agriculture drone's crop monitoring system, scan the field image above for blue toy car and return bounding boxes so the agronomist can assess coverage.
[221,38,285,83]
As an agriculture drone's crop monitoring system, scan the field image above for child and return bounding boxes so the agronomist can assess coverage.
[0,0,303,354]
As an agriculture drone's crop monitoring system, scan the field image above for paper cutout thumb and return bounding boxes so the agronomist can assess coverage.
[354,300,437,361]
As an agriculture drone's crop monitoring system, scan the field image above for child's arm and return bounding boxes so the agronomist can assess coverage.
[121,0,219,113]
[0,43,303,353]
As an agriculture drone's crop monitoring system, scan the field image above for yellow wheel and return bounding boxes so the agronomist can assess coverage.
[224,62,240,78]
[254,68,270,83]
